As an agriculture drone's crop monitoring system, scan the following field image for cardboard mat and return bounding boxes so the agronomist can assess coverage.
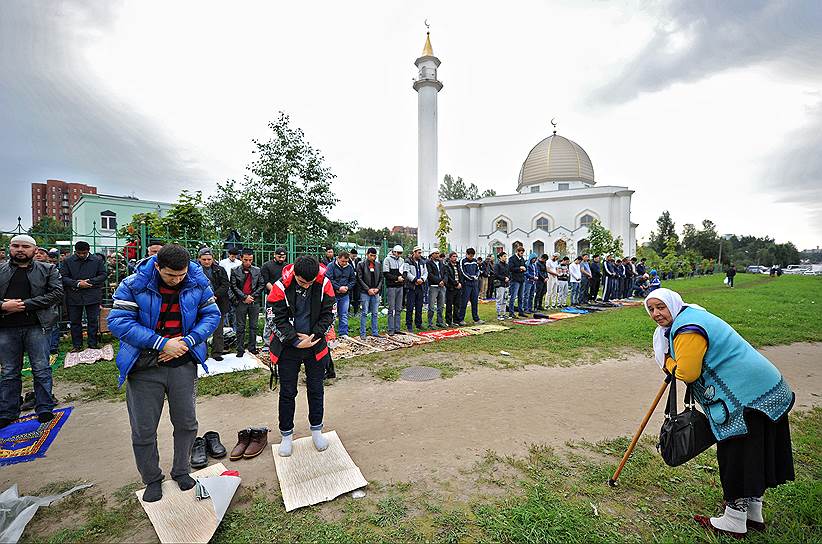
[272,431,367,512]
[136,463,241,543]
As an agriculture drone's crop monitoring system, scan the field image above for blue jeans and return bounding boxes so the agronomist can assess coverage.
[0,325,55,419]
[523,281,536,312]
[359,293,380,337]
[336,293,350,336]
[570,282,580,305]
[508,281,524,314]
[49,325,61,354]
[458,281,480,322]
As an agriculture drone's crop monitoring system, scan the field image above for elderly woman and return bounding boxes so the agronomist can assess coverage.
[644,288,794,538]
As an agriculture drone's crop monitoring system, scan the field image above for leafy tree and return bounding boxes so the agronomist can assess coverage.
[637,246,661,272]
[649,211,679,254]
[682,219,719,259]
[204,112,355,243]
[587,219,622,257]
[28,217,72,246]
[160,190,214,240]
[435,203,452,254]
[439,174,496,201]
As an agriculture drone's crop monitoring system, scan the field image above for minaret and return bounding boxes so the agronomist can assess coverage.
[413,30,442,250]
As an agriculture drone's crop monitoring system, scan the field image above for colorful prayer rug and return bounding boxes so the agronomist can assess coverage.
[512,318,555,325]
[547,312,581,320]
[63,344,115,369]
[0,407,72,466]
[417,328,472,340]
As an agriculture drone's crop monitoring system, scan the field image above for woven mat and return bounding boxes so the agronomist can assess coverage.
[331,337,380,359]
[461,324,510,335]
[136,463,241,544]
[417,328,472,340]
[272,431,367,512]
[62,344,114,369]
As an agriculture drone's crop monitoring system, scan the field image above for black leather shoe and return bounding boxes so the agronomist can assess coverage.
[191,437,208,469]
[203,431,227,459]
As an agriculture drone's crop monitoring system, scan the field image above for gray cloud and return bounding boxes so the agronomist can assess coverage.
[0,0,202,229]
[591,1,822,104]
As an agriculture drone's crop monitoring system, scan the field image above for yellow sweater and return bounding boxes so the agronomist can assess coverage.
[664,332,707,383]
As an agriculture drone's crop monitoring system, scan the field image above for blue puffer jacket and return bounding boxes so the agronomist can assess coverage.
[108,257,221,386]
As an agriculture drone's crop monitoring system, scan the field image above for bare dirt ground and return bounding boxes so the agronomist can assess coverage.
[2,343,819,500]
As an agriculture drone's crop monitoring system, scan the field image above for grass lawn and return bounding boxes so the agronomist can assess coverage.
[23,408,821,543]
[53,274,822,400]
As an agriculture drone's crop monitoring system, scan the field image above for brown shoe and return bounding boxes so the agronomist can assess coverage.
[243,427,269,459]
[229,428,251,461]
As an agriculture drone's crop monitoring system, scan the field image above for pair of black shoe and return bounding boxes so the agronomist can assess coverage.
[191,431,226,469]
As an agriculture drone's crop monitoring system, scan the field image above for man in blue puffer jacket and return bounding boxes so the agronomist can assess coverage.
[108,244,220,503]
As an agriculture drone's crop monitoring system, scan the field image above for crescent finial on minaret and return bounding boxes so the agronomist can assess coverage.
[422,20,434,56]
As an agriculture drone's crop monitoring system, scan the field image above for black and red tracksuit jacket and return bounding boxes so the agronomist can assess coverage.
[266,263,336,373]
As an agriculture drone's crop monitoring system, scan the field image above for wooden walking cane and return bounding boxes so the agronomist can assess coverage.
[608,376,671,487]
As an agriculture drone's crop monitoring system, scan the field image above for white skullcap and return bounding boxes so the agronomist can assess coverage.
[9,234,37,246]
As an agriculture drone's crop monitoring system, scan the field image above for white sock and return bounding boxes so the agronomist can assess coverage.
[278,434,293,457]
[312,429,329,451]
[747,496,764,523]
[710,502,748,534]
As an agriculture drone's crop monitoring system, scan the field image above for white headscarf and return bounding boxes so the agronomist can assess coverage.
[644,288,704,369]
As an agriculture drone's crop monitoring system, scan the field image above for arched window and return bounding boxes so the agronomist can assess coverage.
[495,219,509,233]
[532,240,545,256]
[554,239,567,255]
[579,214,594,228]
[100,210,117,230]
[512,241,524,253]
[491,241,504,255]
[535,217,551,230]
[577,239,590,255]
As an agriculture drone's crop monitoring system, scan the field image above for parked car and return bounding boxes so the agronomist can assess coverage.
[784,264,812,275]
[745,265,769,274]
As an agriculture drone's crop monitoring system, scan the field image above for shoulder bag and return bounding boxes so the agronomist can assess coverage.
[657,371,716,467]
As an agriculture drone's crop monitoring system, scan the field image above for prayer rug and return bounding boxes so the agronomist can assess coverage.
[417,328,472,340]
[62,344,115,369]
[548,312,581,320]
[360,335,404,351]
[512,318,555,325]
[560,307,589,314]
[198,352,266,378]
[0,407,72,466]
[331,337,379,359]
[137,463,241,544]
[272,431,367,512]
[461,324,510,335]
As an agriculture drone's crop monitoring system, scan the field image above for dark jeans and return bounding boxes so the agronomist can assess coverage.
[278,346,325,433]
[508,281,524,314]
[534,280,547,309]
[405,286,424,331]
[126,363,197,485]
[590,276,601,301]
[486,278,495,299]
[49,325,61,354]
[458,281,480,322]
[0,325,55,419]
[67,303,100,348]
[579,275,590,304]
[235,301,260,351]
[445,288,461,325]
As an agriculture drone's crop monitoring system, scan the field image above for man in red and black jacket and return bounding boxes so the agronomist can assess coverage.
[267,256,335,458]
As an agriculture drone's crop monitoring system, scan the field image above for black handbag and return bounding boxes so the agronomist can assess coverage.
[657,372,716,467]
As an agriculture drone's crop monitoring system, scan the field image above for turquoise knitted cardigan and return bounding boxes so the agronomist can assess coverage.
[669,306,794,442]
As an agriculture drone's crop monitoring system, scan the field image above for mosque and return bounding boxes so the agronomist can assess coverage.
[413,31,637,257]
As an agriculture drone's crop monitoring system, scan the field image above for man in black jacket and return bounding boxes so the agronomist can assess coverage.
[268,256,335,457]
[507,246,527,317]
[534,254,548,311]
[0,235,64,426]
[357,248,382,338]
[443,252,462,326]
[60,240,106,351]
[198,248,230,361]
[230,249,265,356]
[589,255,602,301]
[426,250,446,328]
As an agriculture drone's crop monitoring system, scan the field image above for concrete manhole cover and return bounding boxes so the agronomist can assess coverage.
[400,366,441,381]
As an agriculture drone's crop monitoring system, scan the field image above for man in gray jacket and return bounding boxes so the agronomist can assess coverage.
[230,249,265,356]
[382,245,405,335]
[0,235,63,427]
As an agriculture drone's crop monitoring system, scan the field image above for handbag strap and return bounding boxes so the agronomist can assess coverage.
[664,367,678,418]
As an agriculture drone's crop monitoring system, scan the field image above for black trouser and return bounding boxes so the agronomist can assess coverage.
[67,303,100,348]
[445,288,461,325]
[277,346,325,433]
[534,280,547,310]
[406,285,424,331]
[235,301,259,351]
[486,278,495,299]
[590,275,601,301]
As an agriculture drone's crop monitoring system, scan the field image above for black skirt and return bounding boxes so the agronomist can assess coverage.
[716,408,795,500]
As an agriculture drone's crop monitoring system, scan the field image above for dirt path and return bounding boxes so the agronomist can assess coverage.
[2,343,819,498]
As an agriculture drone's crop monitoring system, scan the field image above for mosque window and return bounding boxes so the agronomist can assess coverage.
[535,217,550,230]
[100,210,117,230]
[530,185,540,193]
[558,183,570,191]
[579,214,594,228]
[495,219,509,233]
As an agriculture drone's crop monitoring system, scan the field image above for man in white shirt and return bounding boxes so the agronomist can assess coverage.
[218,248,242,330]
[569,256,582,306]
[545,253,560,308]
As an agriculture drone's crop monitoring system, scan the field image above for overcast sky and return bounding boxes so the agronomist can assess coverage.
[2,0,820,249]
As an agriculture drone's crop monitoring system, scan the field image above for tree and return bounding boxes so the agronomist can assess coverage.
[637,246,661,272]
[161,190,214,241]
[204,112,355,243]
[588,219,622,257]
[435,203,452,254]
[29,217,72,246]
[682,219,719,260]
[649,211,679,254]
[438,174,496,201]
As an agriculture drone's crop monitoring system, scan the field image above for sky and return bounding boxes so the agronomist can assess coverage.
[1,0,820,249]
